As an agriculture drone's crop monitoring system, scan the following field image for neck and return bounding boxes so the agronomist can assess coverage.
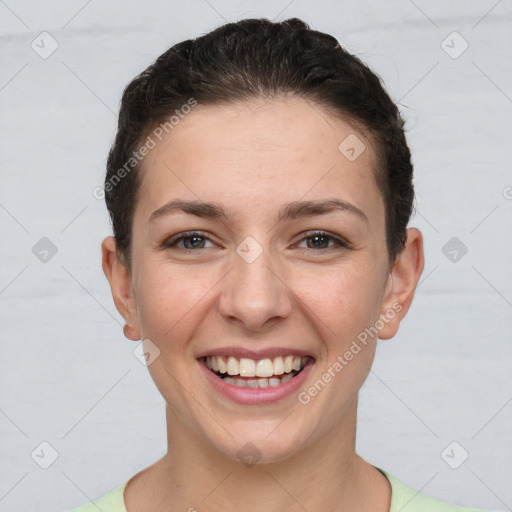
[124,397,391,512]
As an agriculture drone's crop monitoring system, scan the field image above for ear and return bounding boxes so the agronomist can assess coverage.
[101,236,141,341]
[377,228,424,340]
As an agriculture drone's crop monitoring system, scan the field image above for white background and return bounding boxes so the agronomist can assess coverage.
[0,1,511,511]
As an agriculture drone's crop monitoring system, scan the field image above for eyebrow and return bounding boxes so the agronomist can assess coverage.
[148,198,368,224]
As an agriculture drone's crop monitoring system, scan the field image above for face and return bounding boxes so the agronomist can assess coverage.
[104,96,422,464]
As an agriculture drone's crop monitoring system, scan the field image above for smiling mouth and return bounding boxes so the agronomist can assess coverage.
[203,355,311,388]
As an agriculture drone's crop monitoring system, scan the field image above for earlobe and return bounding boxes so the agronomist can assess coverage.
[123,323,140,341]
[378,228,425,340]
[101,236,141,341]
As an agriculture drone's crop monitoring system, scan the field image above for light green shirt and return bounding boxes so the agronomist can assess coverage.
[68,468,484,511]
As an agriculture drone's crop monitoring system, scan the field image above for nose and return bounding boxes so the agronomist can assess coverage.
[218,244,292,332]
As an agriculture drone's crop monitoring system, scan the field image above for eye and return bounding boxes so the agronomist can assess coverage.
[295,230,347,250]
[163,231,215,250]
[162,230,348,252]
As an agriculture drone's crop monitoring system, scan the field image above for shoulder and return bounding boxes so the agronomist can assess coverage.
[378,468,485,512]
[66,480,128,512]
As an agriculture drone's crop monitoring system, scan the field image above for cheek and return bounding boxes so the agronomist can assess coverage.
[292,263,383,340]
[134,263,212,344]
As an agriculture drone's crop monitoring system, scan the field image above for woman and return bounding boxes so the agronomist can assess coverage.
[70,17,483,512]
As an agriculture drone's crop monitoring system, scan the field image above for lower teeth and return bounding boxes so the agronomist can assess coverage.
[218,371,298,388]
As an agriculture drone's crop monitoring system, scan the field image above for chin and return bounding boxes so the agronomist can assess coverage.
[206,423,311,466]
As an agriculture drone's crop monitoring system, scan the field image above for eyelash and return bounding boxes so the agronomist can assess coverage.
[163,230,348,251]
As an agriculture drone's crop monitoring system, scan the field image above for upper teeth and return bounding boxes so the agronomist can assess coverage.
[205,355,307,377]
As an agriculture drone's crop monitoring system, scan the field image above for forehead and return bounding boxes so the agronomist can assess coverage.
[134,96,384,227]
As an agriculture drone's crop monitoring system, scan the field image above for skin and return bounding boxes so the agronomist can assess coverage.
[102,96,424,512]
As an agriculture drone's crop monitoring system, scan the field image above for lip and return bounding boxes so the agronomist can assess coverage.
[196,346,314,360]
[198,356,314,405]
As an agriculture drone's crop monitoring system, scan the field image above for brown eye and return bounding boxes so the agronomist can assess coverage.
[296,231,346,250]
